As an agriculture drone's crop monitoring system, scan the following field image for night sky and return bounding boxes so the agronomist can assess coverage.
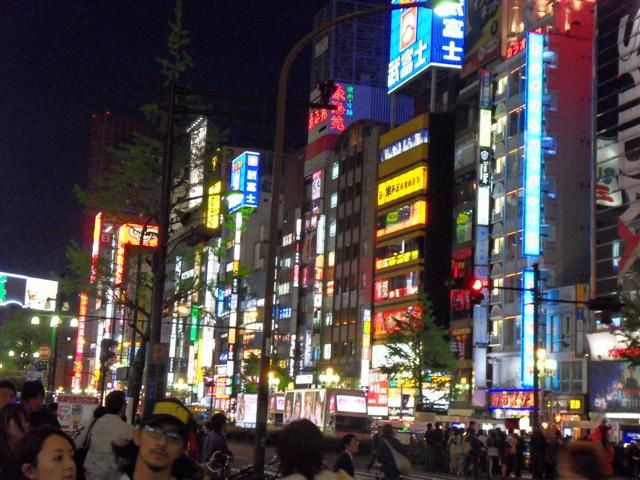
[0,1,331,279]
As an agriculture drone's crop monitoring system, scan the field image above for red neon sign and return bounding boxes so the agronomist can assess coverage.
[114,223,159,285]
[308,83,355,132]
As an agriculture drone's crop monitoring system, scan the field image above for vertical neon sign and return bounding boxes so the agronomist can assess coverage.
[523,32,544,256]
[521,269,535,387]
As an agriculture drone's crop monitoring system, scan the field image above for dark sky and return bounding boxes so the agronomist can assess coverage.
[0,1,330,279]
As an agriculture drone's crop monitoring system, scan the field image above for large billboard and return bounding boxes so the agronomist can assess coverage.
[229,151,261,212]
[590,361,640,413]
[595,1,640,294]
[283,389,326,426]
[461,0,501,77]
[0,272,58,311]
[388,0,465,93]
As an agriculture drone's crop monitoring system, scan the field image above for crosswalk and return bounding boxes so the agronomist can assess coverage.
[261,466,453,480]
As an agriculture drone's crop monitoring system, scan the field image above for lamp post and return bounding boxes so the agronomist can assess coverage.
[253,2,465,473]
[319,367,341,387]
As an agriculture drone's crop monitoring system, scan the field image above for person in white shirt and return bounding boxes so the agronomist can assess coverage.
[84,390,133,480]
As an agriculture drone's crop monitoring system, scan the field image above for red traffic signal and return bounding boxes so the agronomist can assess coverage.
[469,278,487,305]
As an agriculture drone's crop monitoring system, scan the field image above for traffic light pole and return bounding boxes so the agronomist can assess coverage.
[532,263,541,428]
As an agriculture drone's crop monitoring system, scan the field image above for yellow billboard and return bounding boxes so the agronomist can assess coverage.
[206,181,222,229]
[377,165,427,207]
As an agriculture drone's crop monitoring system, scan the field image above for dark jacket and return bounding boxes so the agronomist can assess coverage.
[201,430,233,463]
[333,450,355,478]
[376,436,407,480]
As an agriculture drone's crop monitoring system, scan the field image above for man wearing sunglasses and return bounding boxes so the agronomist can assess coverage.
[95,398,201,480]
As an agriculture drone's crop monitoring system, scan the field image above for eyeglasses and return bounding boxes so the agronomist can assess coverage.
[142,425,184,445]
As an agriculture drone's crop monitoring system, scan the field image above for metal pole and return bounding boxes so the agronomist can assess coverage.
[143,78,176,414]
[49,325,58,396]
[253,3,430,474]
[532,263,540,428]
[430,68,437,112]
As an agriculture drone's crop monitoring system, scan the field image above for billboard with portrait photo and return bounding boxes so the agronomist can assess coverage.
[590,361,640,413]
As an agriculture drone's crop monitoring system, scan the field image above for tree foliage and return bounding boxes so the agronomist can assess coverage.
[610,290,640,365]
[0,308,52,386]
[379,293,455,407]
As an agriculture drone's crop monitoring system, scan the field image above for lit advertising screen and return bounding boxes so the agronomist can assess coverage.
[377,200,427,239]
[373,305,422,337]
[0,272,58,311]
[336,394,367,414]
[590,361,640,413]
[236,393,258,427]
[283,390,326,427]
[388,0,465,93]
[374,272,420,301]
[522,32,544,256]
[229,151,261,213]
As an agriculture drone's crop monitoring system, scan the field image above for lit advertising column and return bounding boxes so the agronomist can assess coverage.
[472,69,492,407]
[521,32,545,390]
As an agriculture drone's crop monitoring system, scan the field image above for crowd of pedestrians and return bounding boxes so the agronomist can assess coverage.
[0,379,629,480]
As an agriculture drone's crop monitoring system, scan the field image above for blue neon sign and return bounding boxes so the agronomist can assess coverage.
[521,269,535,387]
[523,32,544,256]
[229,151,260,212]
[388,0,465,93]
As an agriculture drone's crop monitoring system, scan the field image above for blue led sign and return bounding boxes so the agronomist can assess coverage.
[521,269,535,387]
[388,0,465,93]
[523,32,544,256]
[229,151,260,213]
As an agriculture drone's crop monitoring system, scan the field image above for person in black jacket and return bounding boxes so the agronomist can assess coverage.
[333,433,359,478]
[376,424,408,480]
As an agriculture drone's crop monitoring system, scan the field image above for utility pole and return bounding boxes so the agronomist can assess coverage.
[532,263,541,428]
[143,77,176,414]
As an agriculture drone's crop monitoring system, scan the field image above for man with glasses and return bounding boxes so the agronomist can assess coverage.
[84,390,134,479]
[95,398,200,480]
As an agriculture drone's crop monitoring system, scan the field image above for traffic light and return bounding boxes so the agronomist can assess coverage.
[469,278,486,305]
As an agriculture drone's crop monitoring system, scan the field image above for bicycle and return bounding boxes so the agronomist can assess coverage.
[205,452,280,480]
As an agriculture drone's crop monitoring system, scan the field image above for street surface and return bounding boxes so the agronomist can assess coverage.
[228,440,456,480]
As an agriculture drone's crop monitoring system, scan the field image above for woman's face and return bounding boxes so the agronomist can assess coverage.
[8,415,29,447]
[22,435,76,480]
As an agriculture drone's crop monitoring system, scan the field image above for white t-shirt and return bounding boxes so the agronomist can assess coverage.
[84,414,134,479]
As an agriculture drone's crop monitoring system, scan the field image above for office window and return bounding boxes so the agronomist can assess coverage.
[330,192,338,208]
[325,312,333,326]
[332,162,339,179]
[558,361,583,393]
[323,343,332,360]
[329,220,337,237]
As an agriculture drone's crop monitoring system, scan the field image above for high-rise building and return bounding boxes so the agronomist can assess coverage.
[454,2,594,423]
[310,0,390,90]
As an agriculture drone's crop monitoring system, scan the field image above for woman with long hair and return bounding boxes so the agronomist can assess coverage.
[277,419,338,480]
[13,426,76,480]
[0,403,30,474]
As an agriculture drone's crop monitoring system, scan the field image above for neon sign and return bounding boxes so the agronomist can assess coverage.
[375,249,420,270]
[206,181,222,230]
[374,277,419,301]
[377,200,427,238]
[72,292,89,391]
[114,223,159,285]
[388,0,465,93]
[229,151,261,212]
[489,389,535,410]
[380,129,429,163]
[521,269,535,387]
[523,32,544,256]
[377,165,428,207]
[308,83,355,133]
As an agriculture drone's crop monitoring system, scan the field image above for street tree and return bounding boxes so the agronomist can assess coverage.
[63,0,228,409]
[0,308,52,387]
[379,292,455,408]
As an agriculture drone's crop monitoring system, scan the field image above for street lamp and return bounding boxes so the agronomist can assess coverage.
[319,367,340,387]
[31,316,40,325]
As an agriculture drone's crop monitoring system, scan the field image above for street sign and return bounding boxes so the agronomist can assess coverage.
[25,371,44,382]
[38,345,51,360]
[35,360,49,372]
